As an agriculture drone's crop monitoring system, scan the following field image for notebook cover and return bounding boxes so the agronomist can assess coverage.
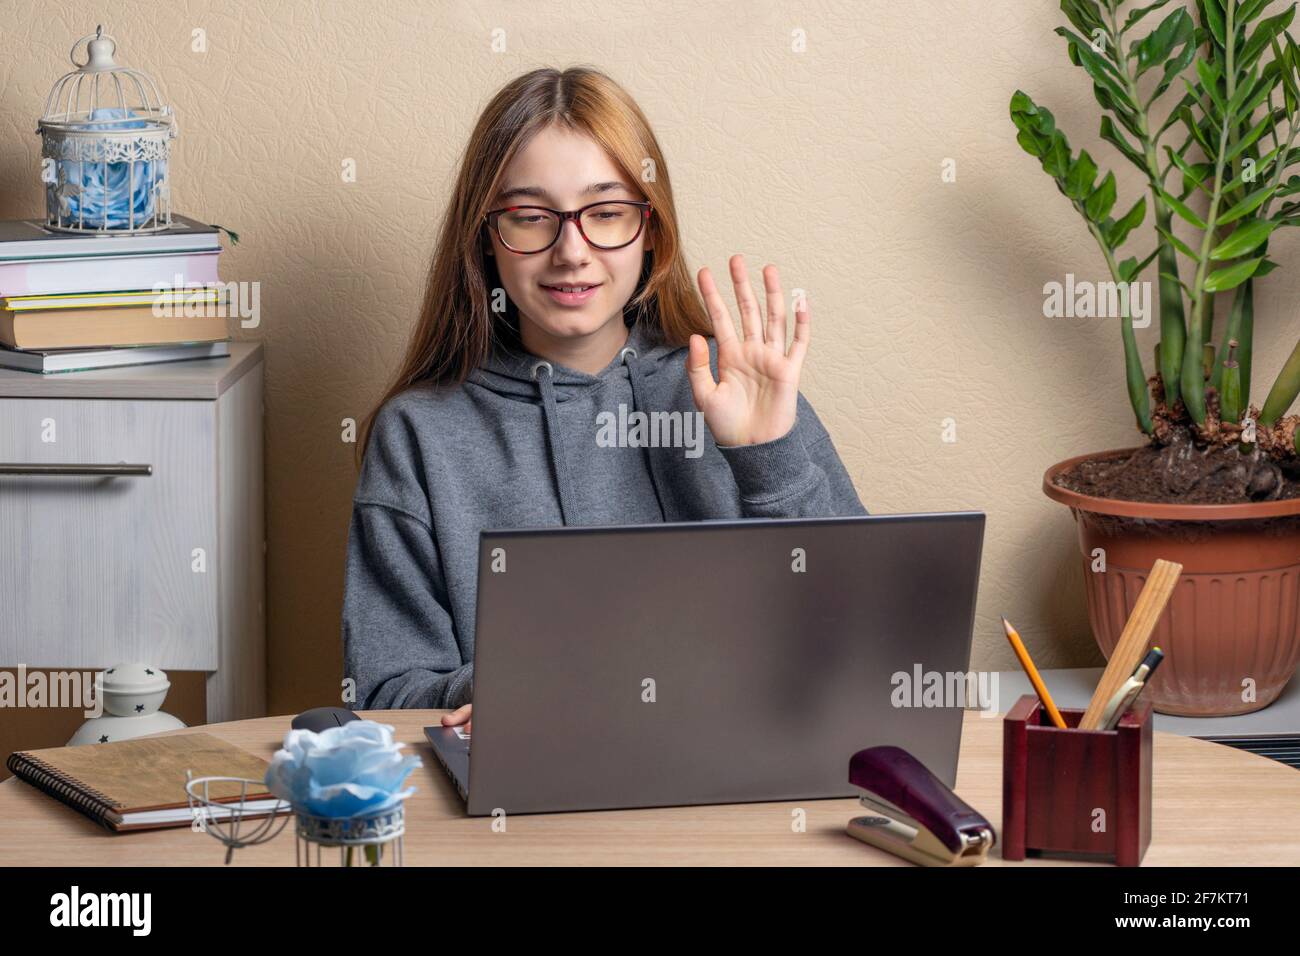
[3,287,223,310]
[0,250,221,297]
[0,340,231,373]
[1,306,228,350]
[6,732,272,832]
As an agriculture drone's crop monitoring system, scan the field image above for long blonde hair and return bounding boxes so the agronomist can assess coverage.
[359,65,712,459]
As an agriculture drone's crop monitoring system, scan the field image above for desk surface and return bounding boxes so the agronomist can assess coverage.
[2,710,1298,866]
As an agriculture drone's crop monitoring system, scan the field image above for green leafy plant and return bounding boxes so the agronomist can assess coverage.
[1012,0,1300,475]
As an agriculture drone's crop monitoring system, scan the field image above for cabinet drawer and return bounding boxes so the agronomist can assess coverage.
[0,397,218,668]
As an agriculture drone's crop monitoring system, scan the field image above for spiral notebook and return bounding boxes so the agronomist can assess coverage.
[5,732,283,832]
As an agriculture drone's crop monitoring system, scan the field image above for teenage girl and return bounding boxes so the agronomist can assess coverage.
[342,67,867,730]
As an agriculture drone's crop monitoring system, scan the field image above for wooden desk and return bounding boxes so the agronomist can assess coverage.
[2,710,1298,865]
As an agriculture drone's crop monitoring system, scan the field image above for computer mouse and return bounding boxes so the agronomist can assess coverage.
[291,706,361,733]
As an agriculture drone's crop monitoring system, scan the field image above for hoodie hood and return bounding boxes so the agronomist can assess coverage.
[467,320,683,524]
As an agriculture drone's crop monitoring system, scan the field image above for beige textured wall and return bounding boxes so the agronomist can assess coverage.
[5,1,1297,716]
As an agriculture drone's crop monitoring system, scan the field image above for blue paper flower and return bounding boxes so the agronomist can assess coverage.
[57,107,162,228]
[265,720,422,819]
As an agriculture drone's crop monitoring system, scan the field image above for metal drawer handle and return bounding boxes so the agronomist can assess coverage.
[0,463,153,477]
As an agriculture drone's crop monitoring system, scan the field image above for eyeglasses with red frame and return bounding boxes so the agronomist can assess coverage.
[483,200,652,254]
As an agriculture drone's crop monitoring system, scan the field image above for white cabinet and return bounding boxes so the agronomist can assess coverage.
[0,344,265,723]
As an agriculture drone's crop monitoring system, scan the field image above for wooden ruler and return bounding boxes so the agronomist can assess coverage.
[1079,558,1182,730]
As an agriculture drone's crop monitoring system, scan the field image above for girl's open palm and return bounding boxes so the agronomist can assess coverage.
[688,255,810,447]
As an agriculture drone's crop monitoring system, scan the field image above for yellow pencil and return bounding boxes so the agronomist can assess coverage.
[1002,617,1068,729]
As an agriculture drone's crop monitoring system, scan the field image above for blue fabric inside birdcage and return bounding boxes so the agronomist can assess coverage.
[57,107,162,227]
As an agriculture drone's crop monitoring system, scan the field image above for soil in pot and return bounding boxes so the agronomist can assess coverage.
[1053,425,1300,504]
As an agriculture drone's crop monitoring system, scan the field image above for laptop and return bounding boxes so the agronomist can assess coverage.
[425,512,985,816]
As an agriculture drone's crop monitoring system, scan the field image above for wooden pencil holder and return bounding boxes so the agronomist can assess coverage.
[1001,694,1153,866]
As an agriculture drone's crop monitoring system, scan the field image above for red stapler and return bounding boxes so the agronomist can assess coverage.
[847,745,994,867]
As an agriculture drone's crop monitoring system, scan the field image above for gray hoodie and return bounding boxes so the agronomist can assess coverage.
[341,320,868,710]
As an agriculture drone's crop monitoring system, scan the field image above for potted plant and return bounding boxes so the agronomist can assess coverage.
[1011,0,1300,715]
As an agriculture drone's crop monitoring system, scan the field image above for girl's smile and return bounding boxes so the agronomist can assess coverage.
[540,281,603,306]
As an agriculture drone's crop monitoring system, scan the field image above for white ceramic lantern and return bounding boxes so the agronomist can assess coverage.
[67,662,187,746]
[37,26,176,233]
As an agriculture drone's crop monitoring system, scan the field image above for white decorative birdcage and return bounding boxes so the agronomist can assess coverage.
[36,26,176,234]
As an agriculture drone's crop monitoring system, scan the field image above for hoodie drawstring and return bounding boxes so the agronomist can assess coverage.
[621,346,669,522]
[531,360,580,526]
[530,345,670,526]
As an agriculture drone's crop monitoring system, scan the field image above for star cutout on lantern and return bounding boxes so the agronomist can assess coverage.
[135,704,145,712]
[98,735,109,743]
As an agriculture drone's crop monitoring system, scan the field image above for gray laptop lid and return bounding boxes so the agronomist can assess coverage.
[464,512,984,816]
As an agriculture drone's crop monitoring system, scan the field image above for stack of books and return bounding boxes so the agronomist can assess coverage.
[0,214,231,374]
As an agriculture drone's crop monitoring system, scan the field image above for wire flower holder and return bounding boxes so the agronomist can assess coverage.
[295,804,406,867]
[185,772,293,865]
[36,26,176,234]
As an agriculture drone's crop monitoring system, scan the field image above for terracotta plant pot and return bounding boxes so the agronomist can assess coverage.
[1044,448,1300,716]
